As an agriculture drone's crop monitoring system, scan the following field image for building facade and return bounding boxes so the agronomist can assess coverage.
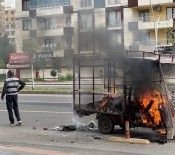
[14,0,175,78]
[125,0,175,52]
[16,0,75,57]
[4,7,16,43]
[0,0,5,37]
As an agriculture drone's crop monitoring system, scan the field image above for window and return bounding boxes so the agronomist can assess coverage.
[167,7,175,20]
[11,31,15,36]
[11,24,15,28]
[44,38,52,52]
[22,20,32,31]
[10,38,15,42]
[108,0,121,5]
[11,18,14,21]
[139,10,149,22]
[80,12,93,30]
[66,16,71,27]
[139,31,150,46]
[108,11,121,27]
[66,37,72,48]
[22,0,30,11]
[81,0,91,7]
[79,34,93,51]
[45,19,52,30]
[11,11,14,14]
[30,0,70,9]
[6,24,9,29]
[112,33,122,45]
[45,39,51,46]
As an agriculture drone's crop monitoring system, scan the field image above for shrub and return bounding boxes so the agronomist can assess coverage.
[59,75,65,81]
[65,72,72,81]
[35,76,43,82]
[50,69,57,77]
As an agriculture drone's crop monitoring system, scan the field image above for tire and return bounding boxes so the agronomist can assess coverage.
[98,115,114,134]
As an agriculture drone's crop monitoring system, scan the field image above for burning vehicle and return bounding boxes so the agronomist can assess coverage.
[73,51,175,139]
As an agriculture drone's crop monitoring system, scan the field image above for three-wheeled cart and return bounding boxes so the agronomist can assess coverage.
[73,52,175,139]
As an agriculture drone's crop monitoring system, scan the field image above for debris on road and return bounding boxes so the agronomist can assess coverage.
[52,125,76,131]
[52,122,98,132]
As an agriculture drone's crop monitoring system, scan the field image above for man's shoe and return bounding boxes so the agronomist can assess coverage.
[17,121,22,126]
[9,123,15,127]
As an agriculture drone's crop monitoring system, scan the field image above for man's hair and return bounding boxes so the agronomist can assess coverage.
[7,70,14,78]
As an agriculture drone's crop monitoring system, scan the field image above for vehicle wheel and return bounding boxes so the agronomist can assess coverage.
[98,115,114,134]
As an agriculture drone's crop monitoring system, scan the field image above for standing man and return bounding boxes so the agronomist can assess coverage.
[1,70,26,127]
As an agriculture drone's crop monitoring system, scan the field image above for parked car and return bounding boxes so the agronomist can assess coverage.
[155,45,175,56]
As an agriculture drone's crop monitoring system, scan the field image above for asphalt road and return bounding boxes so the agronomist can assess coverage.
[0,94,175,155]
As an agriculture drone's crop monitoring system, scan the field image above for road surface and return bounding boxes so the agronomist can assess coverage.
[0,94,175,155]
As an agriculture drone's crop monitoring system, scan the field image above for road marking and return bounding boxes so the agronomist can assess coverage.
[0,110,73,114]
[0,145,75,155]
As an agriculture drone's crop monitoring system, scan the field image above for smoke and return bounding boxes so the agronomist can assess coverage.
[94,27,124,59]
[126,58,160,90]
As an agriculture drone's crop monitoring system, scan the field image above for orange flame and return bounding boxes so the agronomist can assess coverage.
[139,90,165,126]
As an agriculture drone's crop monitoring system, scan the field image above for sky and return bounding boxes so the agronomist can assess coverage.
[2,0,15,8]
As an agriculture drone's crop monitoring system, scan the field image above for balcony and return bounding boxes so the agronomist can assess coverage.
[129,15,174,30]
[29,5,73,18]
[106,0,128,7]
[129,39,172,52]
[16,11,29,19]
[128,0,174,7]
[138,0,174,6]
[38,28,64,37]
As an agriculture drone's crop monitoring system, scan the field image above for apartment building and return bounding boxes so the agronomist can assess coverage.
[16,0,175,78]
[16,0,74,57]
[124,0,175,52]
[15,0,77,78]
[74,0,127,56]
[4,7,15,43]
[15,0,129,57]
[0,0,5,36]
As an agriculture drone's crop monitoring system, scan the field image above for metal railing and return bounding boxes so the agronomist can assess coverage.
[30,1,70,10]
[132,39,172,47]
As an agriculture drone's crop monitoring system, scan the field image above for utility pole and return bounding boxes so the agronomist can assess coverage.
[149,0,158,53]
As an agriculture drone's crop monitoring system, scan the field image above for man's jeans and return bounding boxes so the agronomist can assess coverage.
[6,95,21,124]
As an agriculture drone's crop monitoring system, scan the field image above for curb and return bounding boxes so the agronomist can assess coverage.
[107,136,150,144]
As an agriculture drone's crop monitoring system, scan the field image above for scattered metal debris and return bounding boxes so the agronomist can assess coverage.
[93,136,102,140]
[52,121,98,132]
[53,125,76,131]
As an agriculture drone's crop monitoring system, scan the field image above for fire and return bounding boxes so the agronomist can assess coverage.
[139,90,165,127]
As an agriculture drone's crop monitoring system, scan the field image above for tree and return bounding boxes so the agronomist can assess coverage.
[22,39,42,60]
[22,39,43,70]
[167,29,175,45]
[0,33,16,66]
[52,57,61,79]
[0,59,6,68]
[33,57,47,71]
